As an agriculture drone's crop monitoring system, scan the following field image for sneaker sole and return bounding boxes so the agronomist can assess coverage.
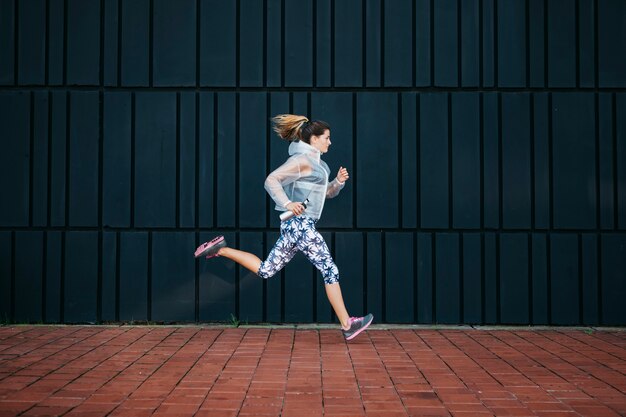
[345,315,373,341]
[194,236,225,258]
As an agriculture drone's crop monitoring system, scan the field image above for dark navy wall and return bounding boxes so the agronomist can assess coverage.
[1,0,625,325]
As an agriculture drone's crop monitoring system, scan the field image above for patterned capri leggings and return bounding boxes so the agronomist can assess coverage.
[257,216,339,285]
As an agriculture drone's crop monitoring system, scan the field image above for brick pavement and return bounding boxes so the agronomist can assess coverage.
[0,326,624,417]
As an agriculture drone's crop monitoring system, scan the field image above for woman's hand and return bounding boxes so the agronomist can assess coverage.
[286,202,306,216]
[336,166,349,183]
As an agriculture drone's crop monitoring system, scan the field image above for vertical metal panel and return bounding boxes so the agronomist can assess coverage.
[598,0,626,87]
[48,0,64,85]
[199,0,236,86]
[601,234,626,325]
[435,233,460,323]
[45,231,62,322]
[528,0,545,87]
[578,0,595,88]
[199,231,236,322]
[284,0,313,87]
[239,93,267,228]
[66,0,100,85]
[356,93,398,228]
[65,231,98,323]
[0,232,12,321]
[550,233,580,325]
[482,0,495,87]
[531,233,548,324]
[134,93,177,228]
[14,232,43,322]
[315,0,331,87]
[385,232,414,323]
[500,233,529,324]
[121,0,150,86]
[69,92,99,227]
[266,0,282,87]
[179,92,197,228]
[239,232,264,323]
[415,0,431,86]
[420,93,448,229]
[366,232,383,320]
[216,92,237,228]
[18,0,46,85]
[416,233,433,323]
[153,0,196,86]
[265,231,282,322]
[0,92,29,226]
[452,92,480,229]
[240,0,264,87]
[32,92,49,226]
[50,92,67,226]
[461,0,480,87]
[0,0,15,85]
[483,93,499,229]
[335,0,362,87]
[598,93,614,230]
[103,92,131,227]
[484,232,498,323]
[548,0,576,88]
[152,232,196,322]
[618,94,626,229]
[384,0,412,87]
[497,0,526,87]
[463,233,482,324]
[365,0,381,87]
[581,234,599,325]
[119,232,148,321]
[335,232,364,319]
[103,0,118,86]
[312,92,353,228]
[401,93,418,228]
[433,0,457,87]
[501,93,531,229]
[552,93,596,229]
[198,92,214,228]
[533,93,550,230]
[101,231,117,322]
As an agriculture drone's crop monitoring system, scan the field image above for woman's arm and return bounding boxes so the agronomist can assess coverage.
[326,166,349,198]
[264,156,303,208]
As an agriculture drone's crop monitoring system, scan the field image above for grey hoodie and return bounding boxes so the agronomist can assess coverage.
[264,140,345,221]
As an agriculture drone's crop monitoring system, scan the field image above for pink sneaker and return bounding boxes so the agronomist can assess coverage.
[194,236,227,259]
[342,314,373,341]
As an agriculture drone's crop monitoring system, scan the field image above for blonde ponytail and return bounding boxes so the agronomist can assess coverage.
[271,114,309,141]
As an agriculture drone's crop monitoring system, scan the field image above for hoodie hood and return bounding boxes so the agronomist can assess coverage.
[288,140,321,161]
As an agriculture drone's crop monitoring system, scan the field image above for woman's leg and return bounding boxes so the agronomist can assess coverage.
[216,247,262,274]
[295,220,351,329]
[217,231,298,278]
[324,283,351,329]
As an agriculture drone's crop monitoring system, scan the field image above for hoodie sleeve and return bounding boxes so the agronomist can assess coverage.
[264,156,302,208]
[326,178,345,198]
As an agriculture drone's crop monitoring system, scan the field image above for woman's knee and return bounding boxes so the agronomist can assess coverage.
[257,262,277,279]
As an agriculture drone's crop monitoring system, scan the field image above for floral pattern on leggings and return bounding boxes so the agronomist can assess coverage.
[257,216,339,285]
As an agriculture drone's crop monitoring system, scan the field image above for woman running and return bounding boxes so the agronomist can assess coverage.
[195,114,373,341]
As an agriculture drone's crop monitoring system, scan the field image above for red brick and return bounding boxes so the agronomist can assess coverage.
[0,326,623,417]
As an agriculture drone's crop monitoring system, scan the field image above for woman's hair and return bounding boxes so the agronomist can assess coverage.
[271,114,330,144]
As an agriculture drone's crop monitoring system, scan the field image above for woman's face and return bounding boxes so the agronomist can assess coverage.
[310,129,331,154]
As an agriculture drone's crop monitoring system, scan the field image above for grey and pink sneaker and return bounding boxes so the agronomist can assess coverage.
[194,236,227,259]
[342,314,373,341]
